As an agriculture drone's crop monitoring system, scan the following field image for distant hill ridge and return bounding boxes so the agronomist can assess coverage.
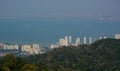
[91,38,120,48]
[0,39,120,71]
[25,38,120,71]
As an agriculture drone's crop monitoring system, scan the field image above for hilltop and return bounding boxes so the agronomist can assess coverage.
[27,38,120,71]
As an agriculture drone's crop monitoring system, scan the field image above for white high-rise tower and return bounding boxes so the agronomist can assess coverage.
[33,44,40,54]
[89,37,92,44]
[76,38,80,46]
[84,37,87,45]
[69,36,72,43]
[65,36,68,46]
[59,39,66,46]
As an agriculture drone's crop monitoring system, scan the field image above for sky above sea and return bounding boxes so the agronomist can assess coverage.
[0,0,120,47]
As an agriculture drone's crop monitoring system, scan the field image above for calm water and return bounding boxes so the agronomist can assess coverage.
[0,18,120,47]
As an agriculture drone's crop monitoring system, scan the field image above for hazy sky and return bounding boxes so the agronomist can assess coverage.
[0,0,120,20]
[0,0,120,46]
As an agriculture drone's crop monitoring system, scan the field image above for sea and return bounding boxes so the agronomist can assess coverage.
[0,18,120,47]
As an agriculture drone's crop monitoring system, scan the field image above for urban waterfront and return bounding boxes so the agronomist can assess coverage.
[0,0,120,70]
[0,34,120,56]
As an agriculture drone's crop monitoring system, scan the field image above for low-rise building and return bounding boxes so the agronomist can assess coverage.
[115,34,120,39]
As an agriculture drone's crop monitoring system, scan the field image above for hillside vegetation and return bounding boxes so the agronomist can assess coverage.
[0,38,120,71]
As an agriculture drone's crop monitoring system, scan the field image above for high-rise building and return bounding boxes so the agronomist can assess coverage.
[69,36,72,43]
[65,36,68,46]
[76,38,80,46]
[89,37,92,44]
[21,44,33,54]
[32,44,40,54]
[84,37,87,44]
[59,39,66,46]
[59,36,69,46]
[115,34,120,39]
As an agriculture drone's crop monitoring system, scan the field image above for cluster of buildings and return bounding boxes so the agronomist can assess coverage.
[0,43,19,56]
[0,34,120,56]
[51,34,120,49]
[3,44,19,50]
[50,36,96,49]
[21,44,41,54]
[0,43,42,56]
[0,43,19,50]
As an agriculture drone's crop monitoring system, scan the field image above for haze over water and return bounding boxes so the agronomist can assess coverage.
[0,18,120,47]
[0,0,120,47]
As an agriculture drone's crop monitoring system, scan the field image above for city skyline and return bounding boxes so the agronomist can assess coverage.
[0,1,120,70]
[0,34,120,56]
[51,34,119,49]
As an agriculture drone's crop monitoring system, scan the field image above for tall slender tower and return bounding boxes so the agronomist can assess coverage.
[59,39,66,46]
[89,37,92,44]
[33,44,40,54]
[84,37,87,45]
[69,36,72,43]
[65,36,68,46]
[76,38,80,46]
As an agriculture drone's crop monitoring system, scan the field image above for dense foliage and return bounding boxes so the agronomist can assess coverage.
[0,38,120,71]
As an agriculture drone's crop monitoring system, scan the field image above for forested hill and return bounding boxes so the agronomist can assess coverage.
[91,38,120,48]
[27,38,120,71]
[0,38,120,71]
